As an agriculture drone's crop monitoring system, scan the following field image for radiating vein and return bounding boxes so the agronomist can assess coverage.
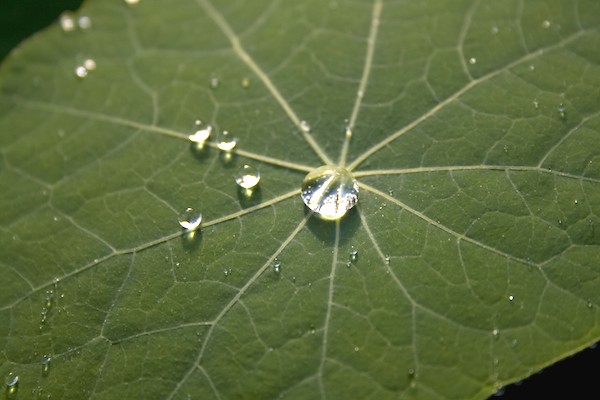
[317,220,340,399]
[359,182,539,267]
[196,0,334,166]
[167,214,311,400]
[0,189,300,311]
[340,0,383,167]
[353,165,600,183]
[9,97,314,173]
[347,29,589,171]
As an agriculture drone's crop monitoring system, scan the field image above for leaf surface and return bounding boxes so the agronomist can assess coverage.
[1,0,599,399]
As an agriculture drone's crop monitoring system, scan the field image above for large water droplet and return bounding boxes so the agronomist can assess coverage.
[235,165,260,189]
[189,120,212,144]
[178,208,202,230]
[216,131,238,152]
[301,165,359,220]
[5,374,18,399]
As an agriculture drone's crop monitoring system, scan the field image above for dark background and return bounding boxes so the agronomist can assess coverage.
[0,0,597,399]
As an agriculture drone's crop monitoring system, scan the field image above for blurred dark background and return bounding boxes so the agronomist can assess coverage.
[0,0,597,398]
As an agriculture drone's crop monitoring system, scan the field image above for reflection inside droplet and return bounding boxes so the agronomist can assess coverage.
[301,165,359,220]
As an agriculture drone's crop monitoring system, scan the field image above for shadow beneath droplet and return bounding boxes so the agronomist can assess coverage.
[219,151,237,168]
[189,141,212,161]
[237,185,262,208]
[305,206,361,247]
[181,229,203,252]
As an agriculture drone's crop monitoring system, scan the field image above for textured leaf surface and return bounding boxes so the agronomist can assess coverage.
[1,0,599,399]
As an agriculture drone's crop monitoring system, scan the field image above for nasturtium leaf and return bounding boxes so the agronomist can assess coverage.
[1,0,599,399]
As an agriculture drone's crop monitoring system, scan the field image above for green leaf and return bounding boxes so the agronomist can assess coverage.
[1,0,599,399]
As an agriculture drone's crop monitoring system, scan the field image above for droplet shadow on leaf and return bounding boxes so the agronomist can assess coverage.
[237,185,262,208]
[189,141,212,161]
[181,229,203,252]
[219,150,237,168]
[305,205,361,246]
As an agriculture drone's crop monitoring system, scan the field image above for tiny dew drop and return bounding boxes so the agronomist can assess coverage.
[508,295,515,302]
[384,255,391,265]
[209,76,220,89]
[189,120,212,144]
[241,77,251,89]
[468,57,477,65]
[75,65,88,78]
[83,59,96,71]
[78,15,92,30]
[301,165,359,220]
[299,120,311,133]
[492,329,500,339]
[124,0,141,6]
[5,373,18,399]
[272,258,281,273]
[542,20,551,28]
[178,208,202,231]
[344,128,352,138]
[558,103,566,119]
[42,355,51,377]
[491,26,499,34]
[59,12,76,32]
[216,130,238,152]
[235,164,260,189]
[349,246,358,262]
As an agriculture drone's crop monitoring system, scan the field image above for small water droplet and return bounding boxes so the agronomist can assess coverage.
[491,26,499,34]
[299,120,311,133]
[75,65,88,78]
[216,130,238,152]
[529,64,535,71]
[493,386,506,397]
[354,346,359,352]
[542,20,551,29]
[492,329,500,339]
[558,104,566,119]
[178,207,202,231]
[59,12,76,32]
[587,300,593,309]
[301,165,359,220]
[223,268,231,277]
[77,15,92,30]
[83,59,96,71]
[5,374,19,399]
[502,144,509,154]
[188,120,212,144]
[508,295,514,302]
[209,76,219,89]
[468,57,477,65]
[345,261,352,268]
[241,77,251,89]
[42,355,51,377]
[272,258,281,273]
[533,99,539,109]
[349,247,358,262]
[309,324,316,334]
[384,255,391,265]
[344,128,352,138]
[574,199,579,205]
[124,0,141,6]
[235,164,260,189]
